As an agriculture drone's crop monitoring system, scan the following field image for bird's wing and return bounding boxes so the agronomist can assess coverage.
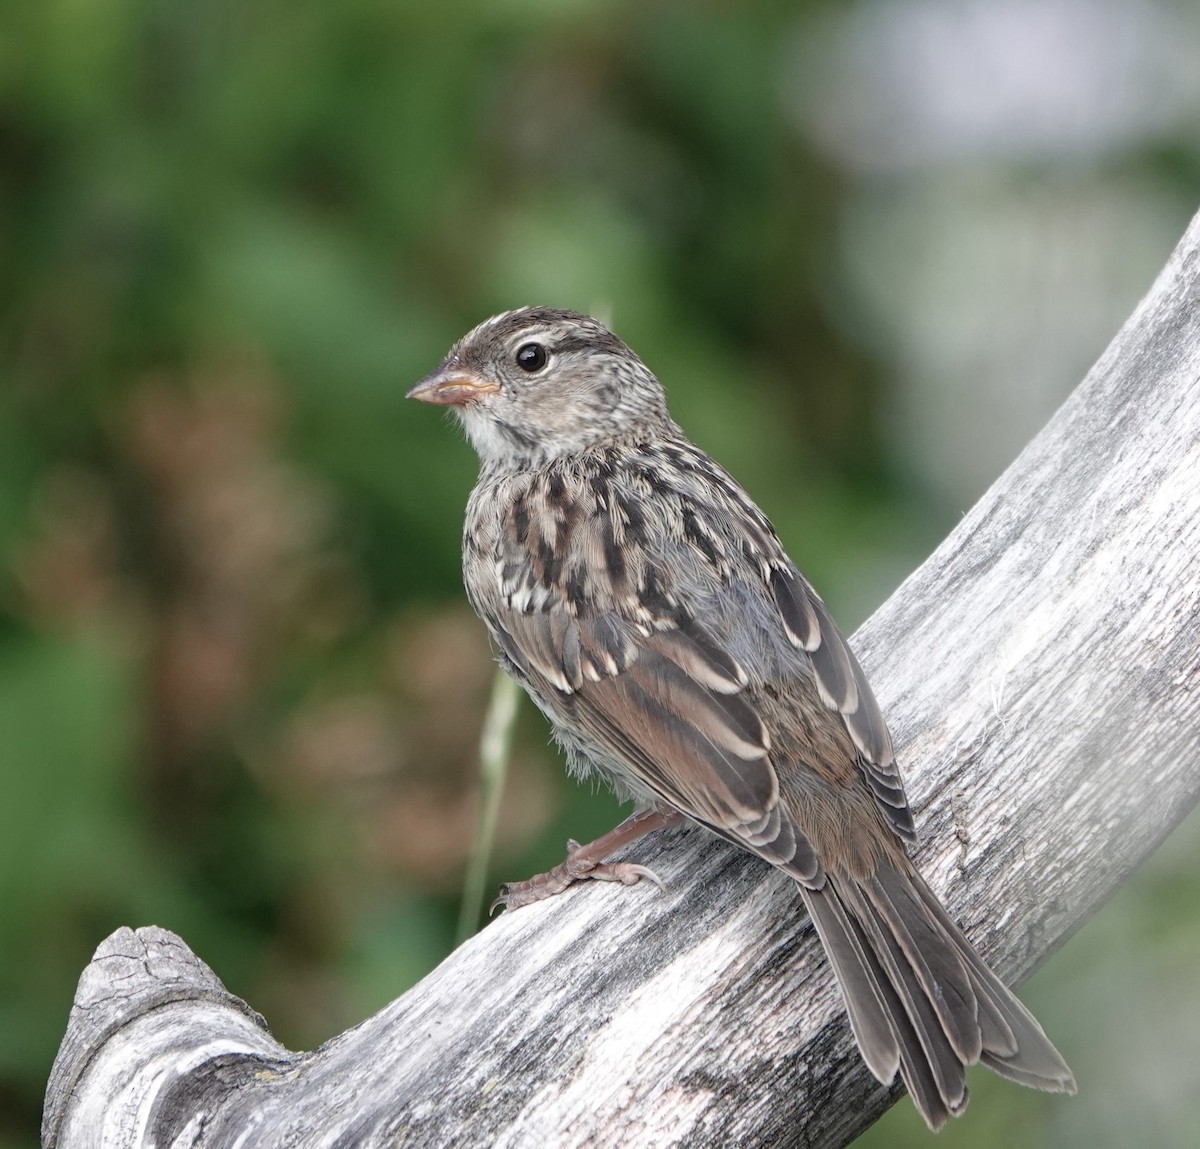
[488,605,824,886]
[768,564,914,842]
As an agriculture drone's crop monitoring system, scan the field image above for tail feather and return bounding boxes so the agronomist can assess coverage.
[805,882,961,1130]
[910,872,1076,1091]
[836,879,969,1116]
[800,858,1075,1130]
[967,970,1019,1057]
[804,879,900,1083]
[867,863,981,1062]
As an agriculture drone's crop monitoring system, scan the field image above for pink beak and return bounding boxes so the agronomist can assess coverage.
[406,368,500,407]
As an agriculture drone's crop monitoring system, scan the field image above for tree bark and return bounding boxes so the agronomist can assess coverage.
[43,209,1200,1149]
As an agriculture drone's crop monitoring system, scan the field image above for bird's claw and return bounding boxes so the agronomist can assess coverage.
[490,839,667,914]
[586,861,667,892]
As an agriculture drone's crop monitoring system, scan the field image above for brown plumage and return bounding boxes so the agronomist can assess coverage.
[409,307,1075,1130]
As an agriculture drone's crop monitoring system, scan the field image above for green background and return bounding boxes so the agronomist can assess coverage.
[2,0,1199,1145]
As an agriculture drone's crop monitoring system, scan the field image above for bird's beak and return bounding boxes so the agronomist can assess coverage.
[406,367,500,407]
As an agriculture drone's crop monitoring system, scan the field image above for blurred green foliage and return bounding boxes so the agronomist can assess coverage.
[1,0,1198,1146]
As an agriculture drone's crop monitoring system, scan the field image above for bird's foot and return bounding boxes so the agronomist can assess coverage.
[490,809,676,913]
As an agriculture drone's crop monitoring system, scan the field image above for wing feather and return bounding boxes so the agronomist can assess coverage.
[771,564,915,842]
[490,606,823,885]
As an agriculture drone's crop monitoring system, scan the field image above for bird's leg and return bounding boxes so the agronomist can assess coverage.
[491,807,681,913]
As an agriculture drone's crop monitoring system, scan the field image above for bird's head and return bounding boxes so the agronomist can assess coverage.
[407,308,671,470]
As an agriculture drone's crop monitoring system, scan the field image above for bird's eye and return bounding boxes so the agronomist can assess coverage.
[515,342,548,372]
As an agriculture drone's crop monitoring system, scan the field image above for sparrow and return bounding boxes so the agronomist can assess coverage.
[407,307,1075,1129]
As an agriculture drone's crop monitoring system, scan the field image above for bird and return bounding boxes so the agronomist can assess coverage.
[407,306,1076,1130]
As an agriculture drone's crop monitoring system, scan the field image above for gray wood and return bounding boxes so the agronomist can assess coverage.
[43,208,1200,1149]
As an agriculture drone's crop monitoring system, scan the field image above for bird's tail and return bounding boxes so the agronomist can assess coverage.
[800,857,1076,1130]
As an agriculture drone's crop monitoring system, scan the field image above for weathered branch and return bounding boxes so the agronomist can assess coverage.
[44,211,1200,1149]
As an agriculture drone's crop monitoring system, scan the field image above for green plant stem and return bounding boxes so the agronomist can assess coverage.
[456,670,521,943]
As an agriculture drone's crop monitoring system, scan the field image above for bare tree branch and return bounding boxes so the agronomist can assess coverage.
[44,209,1200,1149]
